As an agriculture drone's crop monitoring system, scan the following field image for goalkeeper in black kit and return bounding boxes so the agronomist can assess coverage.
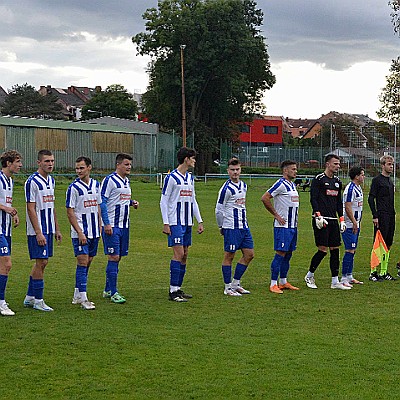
[304,154,350,290]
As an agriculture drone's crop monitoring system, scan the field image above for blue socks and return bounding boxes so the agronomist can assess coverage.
[271,254,284,281]
[280,253,292,279]
[170,260,181,287]
[106,261,119,295]
[178,264,186,287]
[75,265,88,293]
[342,251,355,276]
[233,263,247,280]
[32,279,44,300]
[0,274,8,300]
[222,265,232,284]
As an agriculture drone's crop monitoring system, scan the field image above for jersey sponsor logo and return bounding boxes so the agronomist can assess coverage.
[43,195,55,203]
[119,194,131,201]
[235,197,246,205]
[326,189,338,196]
[291,196,299,202]
[84,199,98,207]
[6,196,12,204]
[180,189,193,197]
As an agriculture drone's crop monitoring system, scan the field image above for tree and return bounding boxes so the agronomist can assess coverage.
[2,83,64,119]
[132,0,275,173]
[81,84,138,120]
[377,57,400,124]
[390,0,400,36]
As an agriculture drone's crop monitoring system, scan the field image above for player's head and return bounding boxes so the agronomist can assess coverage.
[324,154,340,175]
[177,147,196,165]
[1,150,22,169]
[75,156,92,167]
[37,149,54,175]
[227,157,241,182]
[380,154,394,176]
[281,160,297,180]
[38,149,53,161]
[115,153,132,177]
[115,153,132,165]
[349,165,364,181]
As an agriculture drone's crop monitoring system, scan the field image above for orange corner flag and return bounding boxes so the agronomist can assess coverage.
[371,230,388,271]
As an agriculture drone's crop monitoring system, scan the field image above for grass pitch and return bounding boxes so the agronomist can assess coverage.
[2,178,400,399]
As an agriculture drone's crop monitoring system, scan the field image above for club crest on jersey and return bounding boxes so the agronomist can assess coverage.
[43,195,55,203]
[180,189,192,197]
[6,196,12,204]
[335,182,339,188]
[326,189,338,196]
[120,194,131,201]
[84,199,98,207]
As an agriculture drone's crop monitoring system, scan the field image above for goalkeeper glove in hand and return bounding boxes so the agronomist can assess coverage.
[315,212,328,229]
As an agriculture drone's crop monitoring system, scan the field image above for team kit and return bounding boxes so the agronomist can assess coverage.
[0,148,395,315]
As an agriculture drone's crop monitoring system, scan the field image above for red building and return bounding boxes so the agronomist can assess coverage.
[239,115,288,147]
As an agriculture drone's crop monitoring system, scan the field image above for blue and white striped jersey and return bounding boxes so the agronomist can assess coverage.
[160,169,202,226]
[101,172,131,228]
[343,181,363,228]
[0,171,14,237]
[267,178,299,228]
[25,172,56,235]
[66,178,102,239]
[215,179,248,229]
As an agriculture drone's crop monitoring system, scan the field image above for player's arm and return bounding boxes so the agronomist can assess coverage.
[53,208,62,243]
[0,203,18,217]
[309,177,321,216]
[192,186,203,234]
[160,176,171,235]
[66,207,86,245]
[27,201,46,246]
[344,201,358,233]
[367,179,379,227]
[100,196,112,235]
[261,191,285,225]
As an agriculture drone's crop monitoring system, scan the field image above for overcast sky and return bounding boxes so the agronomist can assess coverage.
[0,0,398,119]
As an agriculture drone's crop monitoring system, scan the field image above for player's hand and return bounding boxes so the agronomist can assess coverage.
[276,215,286,226]
[131,200,139,209]
[12,214,19,228]
[104,224,113,236]
[55,230,62,243]
[78,231,87,245]
[219,228,224,235]
[36,232,47,246]
[339,217,346,233]
[373,218,379,228]
[162,224,171,235]
[4,206,17,217]
[197,223,204,234]
[314,212,328,229]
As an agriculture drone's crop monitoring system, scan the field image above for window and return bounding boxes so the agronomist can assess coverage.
[238,124,250,133]
[263,126,278,134]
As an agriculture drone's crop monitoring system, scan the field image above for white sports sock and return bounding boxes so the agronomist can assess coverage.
[332,276,339,284]
[0,299,6,307]
[270,280,278,287]
[74,288,80,298]
[279,278,287,285]
[306,271,314,278]
[231,279,240,287]
[80,291,88,301]
[25,295,34,301]
[169,285,179,293]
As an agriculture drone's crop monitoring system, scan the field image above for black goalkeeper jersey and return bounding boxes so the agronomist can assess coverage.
[368,173,395,218]
[310,172,343,219]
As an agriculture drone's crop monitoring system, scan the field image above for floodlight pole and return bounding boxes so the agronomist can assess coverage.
[180,44,187,147]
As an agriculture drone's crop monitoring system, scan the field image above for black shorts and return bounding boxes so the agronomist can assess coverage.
[375,213,395,248]
[312,218,341,247]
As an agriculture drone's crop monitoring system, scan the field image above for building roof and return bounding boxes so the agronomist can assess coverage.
[0,115,153,135]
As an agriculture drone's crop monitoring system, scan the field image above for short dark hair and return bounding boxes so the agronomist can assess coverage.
[228,157,240,166]
[177,147,196,165]
[76,156,92,166]
[325,154,340,163]
[38,149,53,160]
[349,165,364,180]
[280,160,296,170]
[0,150,22,168]
[116,153,133,164]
